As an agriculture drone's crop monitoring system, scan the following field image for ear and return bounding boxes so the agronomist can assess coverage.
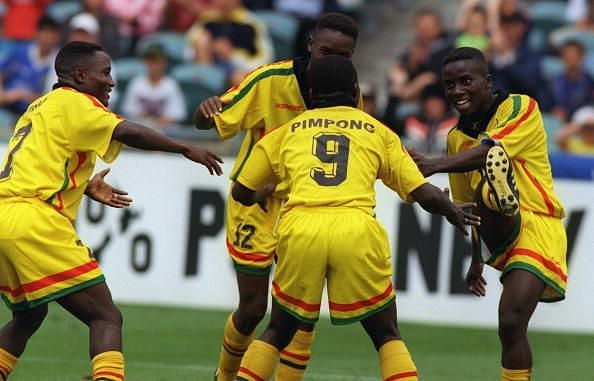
[73,67,86,85]
[307,34,314,54]
[485,74,493,90]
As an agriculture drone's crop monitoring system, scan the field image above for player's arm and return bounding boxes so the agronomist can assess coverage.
[112,120,223,175]
[466,227,487,297]
[409,144,491,177]
[85,168,133,208]
[193,95,230,130]
[410,184,481,236]
[232,183,276,212]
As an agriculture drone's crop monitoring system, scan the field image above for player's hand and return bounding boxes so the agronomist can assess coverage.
[183,145,224,175]
[408,148,436,177]
[85,168,133,208]
[444,188,480,236]
[198,96,231,118]
[466,260,486,297]
[253,183,276,212]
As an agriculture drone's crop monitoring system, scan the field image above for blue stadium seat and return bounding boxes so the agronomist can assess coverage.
[112,57,146,113]
[170,63,227,125]
[46,1,82,24]
[136,32,188,64]
[529,1,567,23]
[541,113,563,152]
[540,55,565,81]
[254,11,298,60]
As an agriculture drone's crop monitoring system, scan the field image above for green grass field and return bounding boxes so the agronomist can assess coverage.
[1,304,593,380]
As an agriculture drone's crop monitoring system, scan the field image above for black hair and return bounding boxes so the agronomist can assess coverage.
[314,12,359,42]
[442,47,489,75]
[37,14,60,30]
[562,39,585,55]
[55,41,104,78]
[310,55,358,97]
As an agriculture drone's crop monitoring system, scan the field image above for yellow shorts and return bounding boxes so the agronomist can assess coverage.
[225,192,283,276]
[487,209,567,302]
[0,199,104,311]
[272,208,395,325]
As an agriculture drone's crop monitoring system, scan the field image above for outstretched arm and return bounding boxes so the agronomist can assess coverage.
[410,183,480,235]
[231,182,276,212]
[112,120,223,175]
[410,144,491,177]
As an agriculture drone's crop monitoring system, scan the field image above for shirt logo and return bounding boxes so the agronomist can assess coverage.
[276,103,305,111]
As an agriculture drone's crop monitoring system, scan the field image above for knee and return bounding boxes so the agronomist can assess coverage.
[236,298,267,330]
[96,303,123,329]
[14,306,48,333]
[498,309,526,343]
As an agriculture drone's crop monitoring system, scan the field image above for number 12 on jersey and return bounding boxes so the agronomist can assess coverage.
[310,132,350,186]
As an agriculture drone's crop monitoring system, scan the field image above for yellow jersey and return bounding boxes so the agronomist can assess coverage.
[213,58,363,186]
[447,92,565,218]
[0,86,124,221]
[237,106,427,215]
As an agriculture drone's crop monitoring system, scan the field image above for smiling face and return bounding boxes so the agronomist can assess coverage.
[442,59,493,117]
[75,51,115,106]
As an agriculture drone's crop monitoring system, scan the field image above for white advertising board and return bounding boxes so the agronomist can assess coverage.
[1,146,593,332]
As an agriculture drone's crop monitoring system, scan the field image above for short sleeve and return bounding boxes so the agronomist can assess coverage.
[481,95,545,160]
[380,130,427,202]
[68,92,125,163]
[236,128,283,190]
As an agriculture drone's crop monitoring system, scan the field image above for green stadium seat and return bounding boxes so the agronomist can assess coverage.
[136,32,188,64]
[254,11,298,60]
[46,1,82,24]
[170,63,226,126]
[541,113,563,152]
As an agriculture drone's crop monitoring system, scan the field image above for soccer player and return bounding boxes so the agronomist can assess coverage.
[0,41,223,381]
[410,47,567,381]
[194,13,361,381]
[231,55,481,381]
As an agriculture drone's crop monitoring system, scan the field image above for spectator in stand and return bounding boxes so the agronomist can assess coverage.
[186,0,273,85]
[0,15,60,117]
[557,105,594,154]
[78,0,124,59]
[164,0,217,32]
[384,9,452,130]
[489,11,550,108]
[403,84,458,156]
[2,0,53,42]
[104,0,166,54]
[121,44,187,131]
[455,0,490,51]
[550,40,594,122]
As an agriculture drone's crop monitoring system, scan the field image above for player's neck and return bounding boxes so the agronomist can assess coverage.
[311,93,356,109]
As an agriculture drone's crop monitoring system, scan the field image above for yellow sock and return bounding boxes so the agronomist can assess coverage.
[91,351,124,381]
[379,340,418,381]
[275,329,315,380]
[236,340,279,381]
[0,348,18,381]
[501,367,532,381]
[216,314,256,381]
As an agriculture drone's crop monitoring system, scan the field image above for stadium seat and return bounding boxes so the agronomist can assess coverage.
[541,113,563,152]
[46,1,83,24]
[136,32,188,64]
[529,1,567,23]
[540,55,565,81]
[112,57,146,113]
[254,11,298,60]
[170,63,226,125]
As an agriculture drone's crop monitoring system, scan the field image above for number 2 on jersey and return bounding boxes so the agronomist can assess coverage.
[310,132,350,186]
[0,124,32,181]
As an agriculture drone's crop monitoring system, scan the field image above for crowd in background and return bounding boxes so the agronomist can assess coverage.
[0,0,593,161]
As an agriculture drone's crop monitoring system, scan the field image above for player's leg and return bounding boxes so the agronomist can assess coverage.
[276,321,315,381]
[360,302,418,381]
[57,282,124,381]
[237,299,302,381]
[498,270,544,381]
[0,305,48,380]
[216,272,269,381]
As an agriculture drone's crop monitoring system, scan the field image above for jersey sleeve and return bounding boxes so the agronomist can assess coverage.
[380,130,427,202]
[213,67,271,140]
[236,127,283,190]
[67,92,125,163]
[482,95,545,160]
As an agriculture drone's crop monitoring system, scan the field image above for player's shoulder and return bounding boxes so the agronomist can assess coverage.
[497,93,537,116]
[243,60,295,83]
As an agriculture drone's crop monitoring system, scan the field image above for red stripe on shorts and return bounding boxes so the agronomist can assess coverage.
[226,239,274,262]
[508,248,566,281]
[272,282,320,312]
[329,283,393,312]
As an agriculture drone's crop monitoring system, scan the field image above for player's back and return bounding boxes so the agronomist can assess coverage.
[276,106,417,214]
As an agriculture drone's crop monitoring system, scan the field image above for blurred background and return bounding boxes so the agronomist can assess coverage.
[0,1,593,380]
